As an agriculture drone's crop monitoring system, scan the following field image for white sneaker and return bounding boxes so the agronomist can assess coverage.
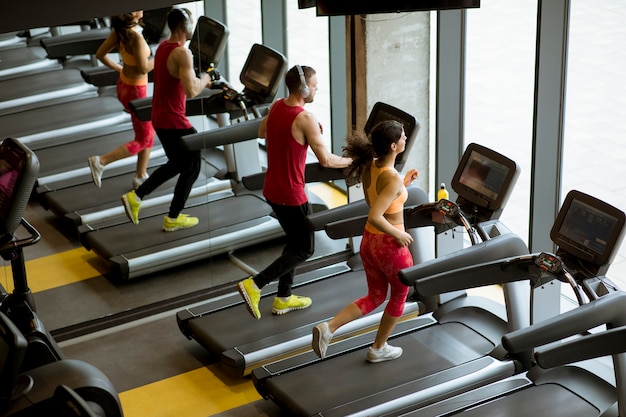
[88,156,104,188]
[366,343,403,363]
[312,322,333,359]
[132,174,149,190]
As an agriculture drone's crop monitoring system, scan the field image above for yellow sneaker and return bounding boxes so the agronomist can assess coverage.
[272,294,312,315]
[163,214,199,232]
[237,277,261,319]
[121,190,141,225]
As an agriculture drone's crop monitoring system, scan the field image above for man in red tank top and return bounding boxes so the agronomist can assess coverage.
[121,8,220,232]
[237,65,352,319]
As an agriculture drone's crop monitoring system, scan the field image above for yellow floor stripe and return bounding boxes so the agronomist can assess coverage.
[119,366,261,417]
[1,247,101,293]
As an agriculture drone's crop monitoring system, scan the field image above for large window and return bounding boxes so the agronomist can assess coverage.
[464,0,537,241]
[563,0,626,287]
[286,3,332,146]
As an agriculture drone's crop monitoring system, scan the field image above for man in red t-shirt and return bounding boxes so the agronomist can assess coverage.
[121,8,219,232]
[237,65,352,319]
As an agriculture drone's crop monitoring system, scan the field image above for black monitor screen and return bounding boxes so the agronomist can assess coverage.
[141,7,171,44]
[451,143,519,211]
[551,190,625,266]
[459,151,508,202]
[189,16,229,73]
[240,44,286,97]
[363,102,420,170]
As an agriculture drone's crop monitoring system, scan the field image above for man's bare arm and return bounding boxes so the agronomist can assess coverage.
[173,47,212,98]
[300,112,352,168]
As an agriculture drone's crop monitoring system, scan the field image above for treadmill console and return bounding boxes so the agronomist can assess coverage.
[534,252,563,274]
[436,198,459,218]
[0,138,39,244]
[239,43,287,103]
[189,16,229,74]
[451,143,520,222]
[140,7,171,44]
[363,102,420,172]
[550,190,625,275]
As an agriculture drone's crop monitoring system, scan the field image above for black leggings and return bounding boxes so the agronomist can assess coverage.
[253,200,314,297]
[135,127,201,218]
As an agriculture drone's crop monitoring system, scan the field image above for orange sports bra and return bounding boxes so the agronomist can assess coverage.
[364,162,408,234]
[119,44,149,86]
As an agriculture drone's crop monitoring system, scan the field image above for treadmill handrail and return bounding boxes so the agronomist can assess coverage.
[40,28,110,59]
[535,323,626,369]
[400,235,530,287]
[503,291,626,354]
[243,162,347,192]
[307,185,429,233]
[181,116,263,151]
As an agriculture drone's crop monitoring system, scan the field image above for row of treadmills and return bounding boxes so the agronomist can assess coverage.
[176,137,626,416]
[5,10,626,417]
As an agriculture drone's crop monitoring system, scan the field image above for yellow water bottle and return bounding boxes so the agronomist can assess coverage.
[437,183,449,201]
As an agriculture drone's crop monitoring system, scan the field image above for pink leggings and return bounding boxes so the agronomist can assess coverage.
[117,79,155,155]
[354,229,413,318]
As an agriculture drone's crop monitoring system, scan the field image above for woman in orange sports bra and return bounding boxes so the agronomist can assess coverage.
[312,120,419,363]
[88,10,155,189]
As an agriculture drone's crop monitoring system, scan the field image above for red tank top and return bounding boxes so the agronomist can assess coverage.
[263,99,308,206]
[152,40,192,129]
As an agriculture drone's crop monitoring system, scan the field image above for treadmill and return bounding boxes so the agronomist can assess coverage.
[251,190,625,417]
[0,26,109,82]
[396,196,626,417]
[397,293,626,417]
[174,142,523,377]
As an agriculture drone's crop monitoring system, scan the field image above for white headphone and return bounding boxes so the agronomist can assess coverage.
[296,65,310,98]
[176,7,193,35]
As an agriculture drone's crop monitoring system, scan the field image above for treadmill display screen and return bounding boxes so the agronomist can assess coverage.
[363,102,419,169]
[551,190,625,265]
[189,16,228,73]
[451,143,519,211]
[458,151,509,203]
[240,44,284,95]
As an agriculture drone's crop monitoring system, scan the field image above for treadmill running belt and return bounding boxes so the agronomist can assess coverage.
[0,96,126,147]
[264,320,500,416]
[455,384,599,417]
[186,270,376,358]
[83,194,273,259]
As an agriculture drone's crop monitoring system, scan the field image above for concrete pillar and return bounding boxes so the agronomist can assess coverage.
[348,12,431,195]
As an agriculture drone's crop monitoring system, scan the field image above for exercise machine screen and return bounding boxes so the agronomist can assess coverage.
[240,43,287,97]
[451,143,519,212]
[363,101,420,170]
[551,190,625,266]
[189,16,229,74]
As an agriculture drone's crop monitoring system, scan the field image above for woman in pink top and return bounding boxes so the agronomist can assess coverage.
[312,120,419,363]
[88,10,155,189]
